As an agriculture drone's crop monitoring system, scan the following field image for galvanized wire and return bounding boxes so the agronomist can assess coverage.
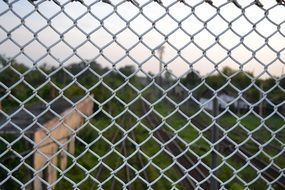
[0,0,285,189]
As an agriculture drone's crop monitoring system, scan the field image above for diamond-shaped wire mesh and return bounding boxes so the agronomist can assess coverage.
[0,0,285,189]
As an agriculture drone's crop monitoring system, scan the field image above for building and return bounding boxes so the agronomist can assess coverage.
[0,95,94,190]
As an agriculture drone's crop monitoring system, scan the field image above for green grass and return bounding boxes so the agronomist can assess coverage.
[1,98,284,190]
[153,100,285,189]
[55,109,185,189]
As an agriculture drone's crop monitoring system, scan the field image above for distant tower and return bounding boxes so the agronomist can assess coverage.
[157,46,165,75]
[157,46,165,86]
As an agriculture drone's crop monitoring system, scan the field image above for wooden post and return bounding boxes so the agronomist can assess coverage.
[51,87,56,99]
[259,83,263,116]
[211,97,219,190]
[28,133,34,190]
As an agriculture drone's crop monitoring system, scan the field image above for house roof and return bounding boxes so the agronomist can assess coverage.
[200,88,238,99]
[0,96,84,134]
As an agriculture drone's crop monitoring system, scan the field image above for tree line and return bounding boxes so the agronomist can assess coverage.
[0,55,284,114]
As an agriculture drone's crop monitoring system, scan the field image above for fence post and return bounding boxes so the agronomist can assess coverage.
[211,96,219,190]
[259,83,263,116]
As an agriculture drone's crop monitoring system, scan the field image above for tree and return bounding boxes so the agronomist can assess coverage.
[182,70,201,89]
[119,65,135,77]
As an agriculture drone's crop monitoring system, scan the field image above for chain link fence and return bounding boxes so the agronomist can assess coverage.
[0,0,285,189]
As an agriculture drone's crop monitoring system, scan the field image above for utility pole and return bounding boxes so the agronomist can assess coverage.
[259,83,263,116]
[157,46,165,86]
[211,96,219,190]
[0,89,3,111]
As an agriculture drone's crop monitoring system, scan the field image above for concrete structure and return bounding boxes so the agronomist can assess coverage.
[33,95,94,190]
[0,95,94,190]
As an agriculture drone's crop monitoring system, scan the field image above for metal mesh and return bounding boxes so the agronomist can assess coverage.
[0,0,285,189]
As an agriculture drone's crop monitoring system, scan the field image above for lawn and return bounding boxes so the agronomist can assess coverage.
[0,98,284,190]
[153,99,284,190]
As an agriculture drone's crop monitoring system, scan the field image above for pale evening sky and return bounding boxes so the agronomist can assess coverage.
[0,0,285,78]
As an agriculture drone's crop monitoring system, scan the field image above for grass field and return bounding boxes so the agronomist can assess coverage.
[0,97,284,190]
[55,112,184,190]
[154,100,285,190]
[53,99,284,190]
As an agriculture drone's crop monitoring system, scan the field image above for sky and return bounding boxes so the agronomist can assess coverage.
[0,0,285,79]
